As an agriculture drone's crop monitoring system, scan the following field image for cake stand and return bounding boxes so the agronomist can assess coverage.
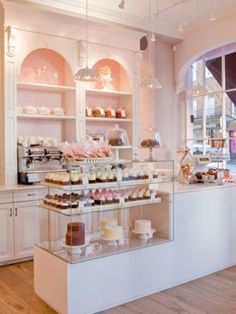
[63,241,90,254]
[132,228,156,240]
[101,236,125,247]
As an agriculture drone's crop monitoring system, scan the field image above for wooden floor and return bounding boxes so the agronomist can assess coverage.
[1,262,236,314]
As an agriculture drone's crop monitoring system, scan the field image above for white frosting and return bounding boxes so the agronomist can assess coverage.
[134,220,151,233]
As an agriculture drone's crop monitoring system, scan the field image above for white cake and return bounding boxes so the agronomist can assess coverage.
[100,218,117,229]
[102,225,123,240]
[134,220,151,233]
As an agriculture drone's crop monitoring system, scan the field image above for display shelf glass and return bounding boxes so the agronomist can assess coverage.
[86,88,132,97]
[86,117,132,122]
[36,160,174,264]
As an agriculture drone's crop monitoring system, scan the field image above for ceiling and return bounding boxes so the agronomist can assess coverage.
[4,0,236,41]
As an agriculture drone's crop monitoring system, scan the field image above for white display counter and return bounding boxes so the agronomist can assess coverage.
[34,183,236,314]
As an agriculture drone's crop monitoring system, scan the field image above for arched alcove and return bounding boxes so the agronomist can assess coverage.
[19,48,74,86]
[90,58,131,92]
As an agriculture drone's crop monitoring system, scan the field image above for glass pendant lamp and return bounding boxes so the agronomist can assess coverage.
[141,0,162,90]
[191,83,208,97]
[74,0,100,82]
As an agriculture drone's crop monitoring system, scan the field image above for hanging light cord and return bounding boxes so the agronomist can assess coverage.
[85,0,88,68]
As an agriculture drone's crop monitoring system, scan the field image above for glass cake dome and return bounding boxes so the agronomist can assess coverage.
[106,124,129,147]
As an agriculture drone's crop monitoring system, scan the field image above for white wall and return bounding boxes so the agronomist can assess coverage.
[140,39,179,161]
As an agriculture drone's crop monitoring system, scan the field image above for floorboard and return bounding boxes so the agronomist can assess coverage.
[1,262,236,314]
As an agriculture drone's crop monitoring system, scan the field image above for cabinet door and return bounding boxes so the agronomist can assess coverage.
[14,201,40,259]
[0,205,14,263]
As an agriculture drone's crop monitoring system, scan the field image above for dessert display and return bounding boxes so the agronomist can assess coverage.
[192,168,233,184]
[116,108,126,119]
[134,220,151,233]
[211,138,226,148]
[44,164,160,187]
[102,225,123,240]
[61,139,113,162]
[106,124,129,147]
[42,187,160,210]
[65,222,85,246]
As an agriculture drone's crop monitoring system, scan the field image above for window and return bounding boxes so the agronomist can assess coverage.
[187,45,236,171]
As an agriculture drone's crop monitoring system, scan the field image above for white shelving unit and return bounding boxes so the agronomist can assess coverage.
[17,81,76,92]
[17,114,76,120]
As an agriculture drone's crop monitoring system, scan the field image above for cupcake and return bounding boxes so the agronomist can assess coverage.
[112,190,120,203]
[144,189,151,200]
[61,173,70,186]
[137,189,144,200]
[130,191,138,201]
[122,169,130,181]
[106,190,114,204]
[89,172,96,184]
[71,173,80,185]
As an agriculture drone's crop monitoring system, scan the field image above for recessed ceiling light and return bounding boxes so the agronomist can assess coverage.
[209,12,216,22]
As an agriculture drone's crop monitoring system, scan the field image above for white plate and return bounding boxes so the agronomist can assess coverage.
[132,228,156,235]
[63,241,90,254]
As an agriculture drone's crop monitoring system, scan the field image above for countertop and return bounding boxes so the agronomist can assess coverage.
[173,181,236,194]
[0,184,46,192]
[0,182,235,194]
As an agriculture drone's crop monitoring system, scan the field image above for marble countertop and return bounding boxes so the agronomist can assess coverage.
[173,181,236,194]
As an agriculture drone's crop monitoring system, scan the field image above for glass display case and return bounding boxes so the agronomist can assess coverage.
[36,159,174,264]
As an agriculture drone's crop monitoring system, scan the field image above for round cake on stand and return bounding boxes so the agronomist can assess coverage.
[102,225,124,247]
[132,219,155,240]
[63,222,90,254]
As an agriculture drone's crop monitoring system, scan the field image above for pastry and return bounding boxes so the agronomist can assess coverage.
[144,189,151,199]
[23,105,37,115]
[134,220,151,233]
[92,106,105,118]
[65,222,85,246]
[141,139,158,148]
[108,138,124,146]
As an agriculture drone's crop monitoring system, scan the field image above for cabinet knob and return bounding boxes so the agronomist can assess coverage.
[15,208,18,216]
[9,208,12,217]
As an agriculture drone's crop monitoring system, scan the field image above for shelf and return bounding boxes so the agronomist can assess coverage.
[110,146,133,150]
[39,197,162,216]
[86,88,132,97]
[42,177,162,191]
[86,117,132,123]
[17,114,76,120]
[17,82,76,92]
[36,236,170,264]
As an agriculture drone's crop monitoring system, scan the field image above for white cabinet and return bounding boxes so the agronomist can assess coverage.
[0,205,14,262]
[0,189,45,264]
[14,201,40,260]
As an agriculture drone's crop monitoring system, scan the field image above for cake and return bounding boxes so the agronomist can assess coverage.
[141,139,158,148]
[134,220,151,233]
[102,225,123,240]
[100,218,117,229]
[65,222,85,246]
[108,138,124,146]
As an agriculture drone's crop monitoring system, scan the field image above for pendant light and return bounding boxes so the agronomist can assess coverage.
[74,0,99,82]
[141,0,162,90]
